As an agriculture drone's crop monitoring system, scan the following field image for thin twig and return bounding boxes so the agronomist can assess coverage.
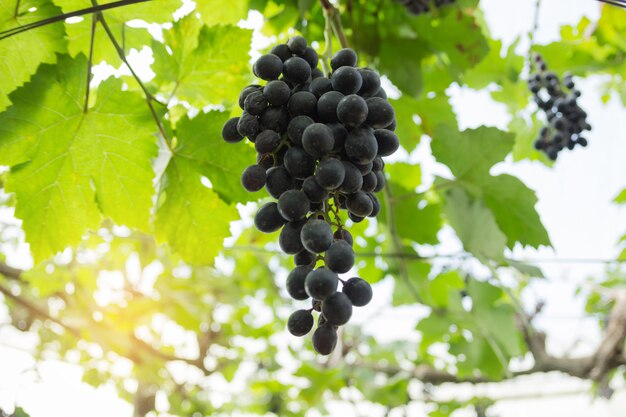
[13,0,20,18]
[84,14,98,113]
[94,1,172,149]
[0,0,151,40]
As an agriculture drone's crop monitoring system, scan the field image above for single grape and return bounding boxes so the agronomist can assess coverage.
[331,66,363,95]
[222,117,243,143]
[283,57,311,85]
[322,292,352,326]
[254,202,287,233]
[358,68,381,97]
[302,123,334,158]
[287,35,308,55]
[288,309,314,336]
[333,228,353,246]
[284,147,316,179]
[365,97,395,129]
[374,129,400,157]
[312,324,337,355]
[294,250,317,267]
[254,130,281,154]
[305,268,338,300]
[278,189,310,221]
[330,48,358,70]
[301,219,333,254]
[337,94,368,127]
[315,158,345,190]
[288,91,318,118]
[263,80,291,106]
[244,90,268,115]
[237,112,259,138]
[241,164,267,192]
[302,176,328,203]
[253,54,283,80]
[309,77,332,98]
[271,43,292,62]
[361,171,377,192]
[345,127,378,164]
[339,161,364,194]
[279,219,306,254]
[266,166,296,199]
[347,191,373,217]
[286,265,313,300]
[325,240,355,274]
[260,106,289,133]
[342,277,372,306]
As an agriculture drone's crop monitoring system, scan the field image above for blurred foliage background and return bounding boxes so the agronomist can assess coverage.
[0,0,625,416]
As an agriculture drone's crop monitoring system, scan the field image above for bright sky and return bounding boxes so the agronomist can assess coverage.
[1,1,626,416]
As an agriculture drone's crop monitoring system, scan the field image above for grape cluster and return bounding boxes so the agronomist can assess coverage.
[394,0,456,15]
[528,54,591,161]
[222,36,399,355]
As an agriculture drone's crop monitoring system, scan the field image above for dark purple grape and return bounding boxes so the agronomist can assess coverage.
[301,219,333,254]
[254,202,287,233]
[288,309,314,336]
[312,324,337,355]
[322,292,352,325]
[342,277,372,306]
[305,268,338,300]
[287,266,313,300]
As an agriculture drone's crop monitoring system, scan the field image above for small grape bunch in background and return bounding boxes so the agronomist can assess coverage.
[222,36,399,355]
[528,54,592,161]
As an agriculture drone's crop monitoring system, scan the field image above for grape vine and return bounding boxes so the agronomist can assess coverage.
[222,37,399,355]
[528,54,592,160]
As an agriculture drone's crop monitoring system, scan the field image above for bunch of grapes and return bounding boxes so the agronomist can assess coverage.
[222,36,399,355]
[394,0,456,15]
[528,54,591,161]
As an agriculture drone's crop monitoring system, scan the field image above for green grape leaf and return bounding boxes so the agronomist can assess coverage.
[391,93,457,151]
[151,15,252,106]
[0,0,67,112]
[392,261,431,306]
[173,112,258,204]
[431,125,514,181]
[155,157,237,265]
[442,186,506,261]
[196,0,249,26]
[412,6,489,71]
[378,38,427,96]
[463,39,523,89]
[59,0,182,64]
[615,188,626,204]
[481,174,550,248]
[0,54,157,262]
[469,280,522,357]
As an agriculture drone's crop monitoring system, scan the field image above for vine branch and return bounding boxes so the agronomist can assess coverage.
[0,0,151,40]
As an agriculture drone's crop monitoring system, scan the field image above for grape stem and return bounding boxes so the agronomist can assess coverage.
[319,0,350,50]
